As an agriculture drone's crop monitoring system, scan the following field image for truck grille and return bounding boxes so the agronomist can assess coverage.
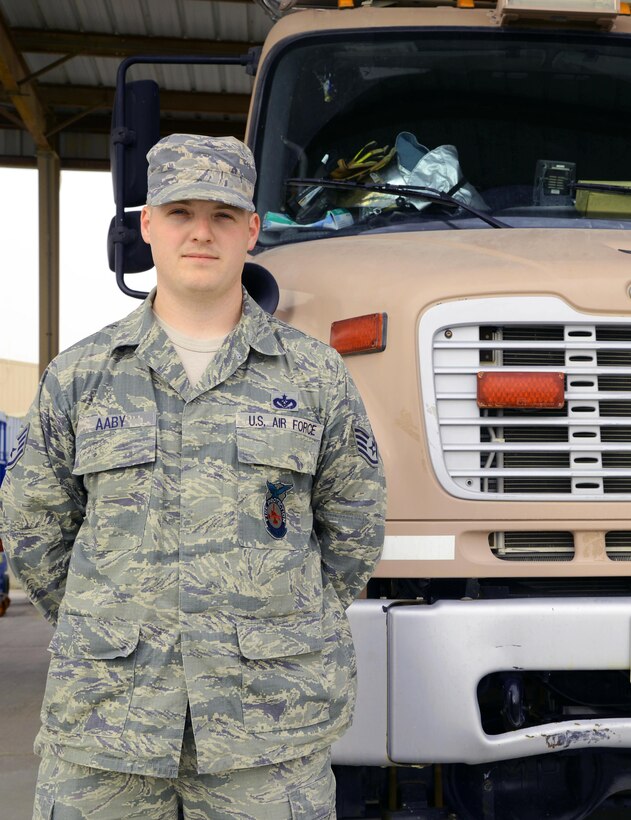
[606,532,631,561]
[423,298,631,500]
[490,531,574,561]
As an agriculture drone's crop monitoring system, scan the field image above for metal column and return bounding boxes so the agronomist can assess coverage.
[37,149,60,376]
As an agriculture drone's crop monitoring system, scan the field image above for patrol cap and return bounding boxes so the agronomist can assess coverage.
[146,133,256,212]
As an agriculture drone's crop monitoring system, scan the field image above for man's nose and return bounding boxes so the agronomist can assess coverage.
[191,215,214,241]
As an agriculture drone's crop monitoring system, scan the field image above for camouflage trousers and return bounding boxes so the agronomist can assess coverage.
[33,721,336,820]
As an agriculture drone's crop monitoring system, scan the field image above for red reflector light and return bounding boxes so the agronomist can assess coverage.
[477,372,565,409]
[330,313,387,356]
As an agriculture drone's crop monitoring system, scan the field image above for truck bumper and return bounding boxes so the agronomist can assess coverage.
[332,597,631,766]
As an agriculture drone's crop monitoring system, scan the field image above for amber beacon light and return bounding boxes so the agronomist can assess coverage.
[330,313,387,356]
[477,371,565,409]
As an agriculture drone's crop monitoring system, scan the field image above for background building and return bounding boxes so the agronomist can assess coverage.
[0,358,38,418]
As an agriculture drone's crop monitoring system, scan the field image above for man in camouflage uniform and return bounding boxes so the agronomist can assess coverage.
[0,134,386,819]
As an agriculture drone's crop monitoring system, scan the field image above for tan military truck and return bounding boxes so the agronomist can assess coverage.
[109,1,631,816]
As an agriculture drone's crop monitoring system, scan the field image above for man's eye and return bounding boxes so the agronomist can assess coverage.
[168,208,188,216]
[216,211,235,220]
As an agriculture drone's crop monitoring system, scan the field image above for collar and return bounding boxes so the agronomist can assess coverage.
[109,286,285,358]
[236,287,285,357]
[109,288,157,354]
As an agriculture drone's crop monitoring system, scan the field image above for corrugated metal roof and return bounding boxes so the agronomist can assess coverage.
[0,0,273,168]
[3,0,272,42]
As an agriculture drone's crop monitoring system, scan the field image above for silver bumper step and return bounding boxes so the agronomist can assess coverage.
[332,597,631,766]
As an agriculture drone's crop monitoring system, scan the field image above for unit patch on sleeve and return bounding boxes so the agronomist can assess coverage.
[354,425,379,467]
[6,423,30,471]
[263,481,293,539]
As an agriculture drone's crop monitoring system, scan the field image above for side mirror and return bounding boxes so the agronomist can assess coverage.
[242,263,279,314]
[110,54,254,299]
[110,80,160,208]
[107,213,154,274]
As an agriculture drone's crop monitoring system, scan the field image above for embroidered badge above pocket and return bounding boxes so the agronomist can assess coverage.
[271,391,299,411]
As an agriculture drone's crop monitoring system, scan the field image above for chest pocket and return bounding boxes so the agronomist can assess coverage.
[237,424,320,550]
[73,425,156,550]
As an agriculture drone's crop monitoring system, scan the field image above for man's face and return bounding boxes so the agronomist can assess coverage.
[140,199,260,302]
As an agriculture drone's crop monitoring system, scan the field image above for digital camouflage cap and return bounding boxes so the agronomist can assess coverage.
[146,133,256,212]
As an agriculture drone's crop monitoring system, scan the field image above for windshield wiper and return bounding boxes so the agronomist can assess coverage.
[286,177,510,229]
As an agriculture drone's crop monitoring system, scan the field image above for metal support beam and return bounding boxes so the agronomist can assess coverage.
[38,150,60,376]
[13,28,258,59]
[0,9,51,150]
[23,83,251,115]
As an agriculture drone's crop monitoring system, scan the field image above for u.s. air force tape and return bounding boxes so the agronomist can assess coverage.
[236,412,323,440]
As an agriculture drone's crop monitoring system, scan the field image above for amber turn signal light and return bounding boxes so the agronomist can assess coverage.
[477,371,565,409]
[330,313,387,356]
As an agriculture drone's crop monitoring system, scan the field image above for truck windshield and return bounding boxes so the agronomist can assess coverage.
[252,29,631,246]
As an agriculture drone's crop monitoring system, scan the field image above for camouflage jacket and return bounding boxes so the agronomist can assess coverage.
[0,290,385,777]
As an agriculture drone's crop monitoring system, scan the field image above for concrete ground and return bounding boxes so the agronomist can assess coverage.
[1,586,52,820]
[2,580,631,820]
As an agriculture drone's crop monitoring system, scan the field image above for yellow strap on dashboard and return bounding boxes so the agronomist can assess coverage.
[331,142,396,182]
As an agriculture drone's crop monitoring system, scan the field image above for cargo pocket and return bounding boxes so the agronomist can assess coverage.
[237,611,330,732]
[236,425,320,550]
[73,425,156,549]
[42,612,140,738]
[289,769,336,820]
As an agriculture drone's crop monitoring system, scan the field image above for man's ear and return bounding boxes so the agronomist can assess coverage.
[248,212,261,251]
[140,206,152,244]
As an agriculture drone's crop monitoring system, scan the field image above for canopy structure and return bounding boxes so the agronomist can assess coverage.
[0,0,272,374]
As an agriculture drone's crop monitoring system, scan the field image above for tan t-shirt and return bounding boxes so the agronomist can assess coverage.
[153,312,225,386]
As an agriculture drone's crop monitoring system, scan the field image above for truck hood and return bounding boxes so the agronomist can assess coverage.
[253,228,631,530]
[257,228,631,326]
